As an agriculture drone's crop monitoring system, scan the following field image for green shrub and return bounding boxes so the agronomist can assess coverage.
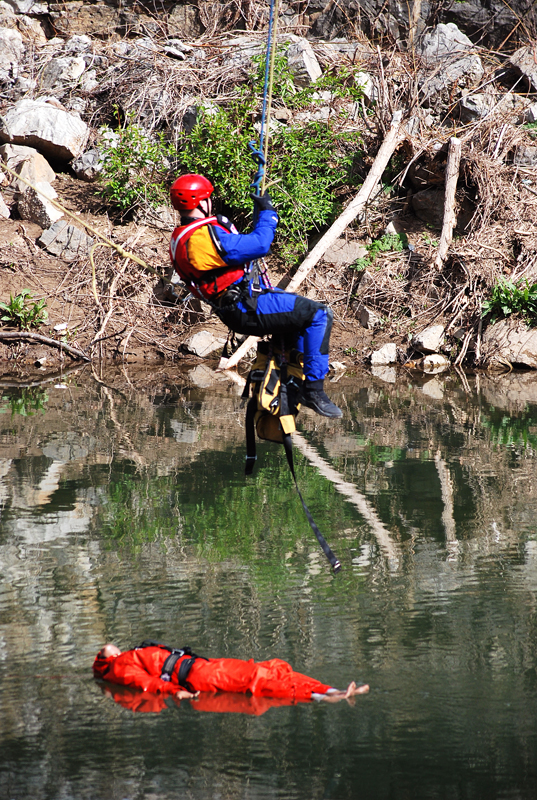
[482,278,537,323]
[351,232,408,271]
[0,289,48,330]
[98,116,173,211]
[180,104,362,263]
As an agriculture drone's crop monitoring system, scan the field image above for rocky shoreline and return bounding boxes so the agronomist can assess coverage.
[1,0,537,379]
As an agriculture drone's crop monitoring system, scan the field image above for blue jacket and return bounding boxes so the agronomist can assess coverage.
[214,209,278,265]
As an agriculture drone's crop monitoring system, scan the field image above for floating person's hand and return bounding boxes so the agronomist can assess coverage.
[175,689,200,700]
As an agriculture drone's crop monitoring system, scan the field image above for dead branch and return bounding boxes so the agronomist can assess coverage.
[435,137,462,270]
[0,331,91,361]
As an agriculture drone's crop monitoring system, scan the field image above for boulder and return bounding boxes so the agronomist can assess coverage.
[0,27,24,85]
[286,39,322,86]
[482,319,537,368]
[38,219,94,261]
[418,23,484,106]
[41,56,86,89]
[371,343,397,365]
[0,98,89,161]
[17,181,63,228]
[0,143,55,194]
[412,325,445,353]
[182,330,226,358]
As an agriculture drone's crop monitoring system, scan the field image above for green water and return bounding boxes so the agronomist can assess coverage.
[1,366,537,799]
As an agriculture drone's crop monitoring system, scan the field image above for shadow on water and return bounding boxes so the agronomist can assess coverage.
[1,364,537,798]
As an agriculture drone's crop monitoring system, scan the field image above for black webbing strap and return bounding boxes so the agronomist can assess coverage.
[245,396,258,475]
[282,433,341,573]
[177,657,197,691]
[161,651,184,681]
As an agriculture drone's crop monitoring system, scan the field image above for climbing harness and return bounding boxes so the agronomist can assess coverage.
[135,640,208,691]
[242,341,342,573]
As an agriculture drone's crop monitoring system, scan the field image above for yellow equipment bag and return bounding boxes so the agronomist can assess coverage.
[243,341,303,453]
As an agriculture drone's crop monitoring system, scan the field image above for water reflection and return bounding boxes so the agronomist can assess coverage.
[0,365,537,798]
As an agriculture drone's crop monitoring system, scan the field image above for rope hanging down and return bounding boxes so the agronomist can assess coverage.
[249,0,281,196]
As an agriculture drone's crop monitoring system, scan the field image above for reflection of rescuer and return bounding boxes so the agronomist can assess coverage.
[169,174,342,419]
[93,642,369,714]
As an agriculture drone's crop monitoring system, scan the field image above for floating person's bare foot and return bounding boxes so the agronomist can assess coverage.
[313,682,370,704]
[345,681,369,698]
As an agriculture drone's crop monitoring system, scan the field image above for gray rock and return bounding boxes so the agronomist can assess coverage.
[482,319,537,368]
[63,34,91,53]
[357,303,381,329]
[524,103,537,124]
[0,193,9,219]
[49,3,121,38]
[167,4,202,39]
[17,181,63,228]
[38,220,94,261]
[41,56,86,89]
[0,99,89,162]
[79,70,98,92]
[0,27,24,85]
[412,324,445,353]
[371,343,397,365]
[458,93,494,122]
[411,188,445,228]
[0,143,55,195]
[182,330,226,358]
[2,0,33,13]
[418,23,484,105]
[513,145,537,167]
[286,39,322,87]
[508,46,537,93]
[422,354,450,373]
[323,238,368,267]
[354,71,378,104]
[71,148,102,182]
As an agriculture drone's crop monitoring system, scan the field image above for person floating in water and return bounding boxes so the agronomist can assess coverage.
[168,174,342,419]
[93,642,369,708]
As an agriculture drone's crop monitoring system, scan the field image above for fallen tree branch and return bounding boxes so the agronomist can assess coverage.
[220,110,405,370]
[434,136,462,270]
[0,331,91,361]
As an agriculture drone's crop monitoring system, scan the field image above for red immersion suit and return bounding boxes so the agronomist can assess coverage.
[93,646,331,701]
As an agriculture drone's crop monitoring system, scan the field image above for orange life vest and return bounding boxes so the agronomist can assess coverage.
[169,216,245,299]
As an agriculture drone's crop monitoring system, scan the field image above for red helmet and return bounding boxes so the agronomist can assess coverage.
[170,174,214,211]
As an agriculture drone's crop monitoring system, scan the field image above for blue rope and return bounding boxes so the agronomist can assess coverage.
[249,0,276,196]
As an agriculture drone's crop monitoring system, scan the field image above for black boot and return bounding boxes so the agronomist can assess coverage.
[301,380,342,419]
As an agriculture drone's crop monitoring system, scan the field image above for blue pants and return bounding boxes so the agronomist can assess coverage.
[217,285,333,382]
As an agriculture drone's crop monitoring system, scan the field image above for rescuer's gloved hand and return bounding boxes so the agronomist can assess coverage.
[250,191,275,211]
